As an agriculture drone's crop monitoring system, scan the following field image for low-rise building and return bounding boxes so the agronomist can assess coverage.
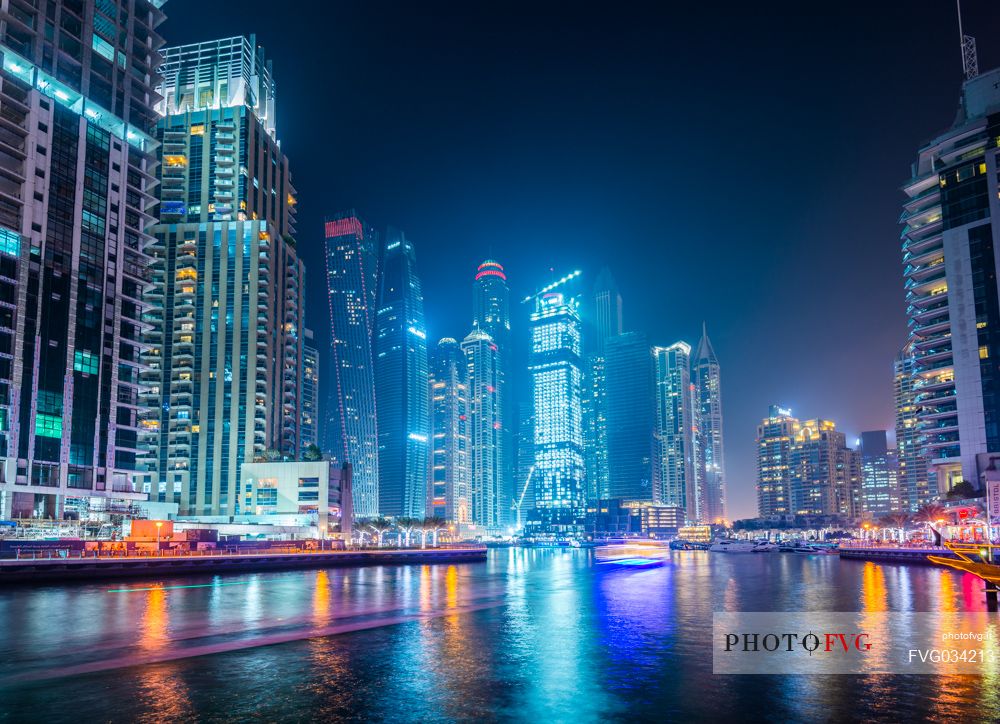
[239,460,352,541]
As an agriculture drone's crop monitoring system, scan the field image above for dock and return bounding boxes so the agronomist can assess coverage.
[0,547,488,584]
[838,545,957,565]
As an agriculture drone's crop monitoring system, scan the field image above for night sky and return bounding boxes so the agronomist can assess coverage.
[160,1,1000,519]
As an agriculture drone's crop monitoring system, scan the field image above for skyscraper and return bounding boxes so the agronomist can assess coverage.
[429,338,469,522]
[901,65,1000,495]
[0,0,165,519]
[301,329,319,453]
[463,328,503,529]
[693,324,727,523]
[788,419,860,517]
[605,332,654,500]
[142,36,305,517]
[514,400,536,528]
[653,343,698,520]
[858,430,899,515]
[472,259,512,524]
[528,291,586,532]
[584,267,622,501]
[324,211,380,517]
[375,229,429,518]
[894,346,931,511]
[756,406,798,518]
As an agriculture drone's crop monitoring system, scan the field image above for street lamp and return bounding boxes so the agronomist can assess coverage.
[155,521,163,555]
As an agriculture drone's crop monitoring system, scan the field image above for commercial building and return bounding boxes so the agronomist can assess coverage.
[463,328,503,529]
[584,499,684,537]
[301,329,318,453]
[653,342,699,520]
[527,291,586,533]
[894,346,931,511]
[429,338,469,522]
[375,228,429,518]
[239,459,352,540]
[900,64,1000,495]
[788,419,860,517]
[472,260,511,524]
[605,331,654,500]
[141,36,304,517]
[0,0,166,518]
[756,406,798,518]
[583,267,622,502]
[324,211,380,517]
[693,324,727,523]
[858,430,899,515]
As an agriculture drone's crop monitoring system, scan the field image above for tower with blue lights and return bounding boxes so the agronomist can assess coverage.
[375,229,429,518]
[528,290,586,533]
[463,327,503,529]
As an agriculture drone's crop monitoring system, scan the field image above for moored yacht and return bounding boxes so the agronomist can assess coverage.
[709,539,757,553]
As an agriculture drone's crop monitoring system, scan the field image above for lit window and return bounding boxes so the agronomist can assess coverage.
[980,346,989,359]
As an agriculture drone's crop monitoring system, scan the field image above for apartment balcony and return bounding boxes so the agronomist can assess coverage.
[914,346,952,366]
[214,155,235,167]
[908,287,948,311]
[902,229,943,258]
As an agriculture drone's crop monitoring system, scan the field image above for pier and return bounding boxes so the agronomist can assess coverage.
[838,545,957,564]
[0,547,488,584]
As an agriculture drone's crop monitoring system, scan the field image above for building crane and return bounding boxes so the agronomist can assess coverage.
[512,464,536,531]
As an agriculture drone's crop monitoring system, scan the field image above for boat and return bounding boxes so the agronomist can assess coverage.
[709,539,757,553]
[751,541,779,552]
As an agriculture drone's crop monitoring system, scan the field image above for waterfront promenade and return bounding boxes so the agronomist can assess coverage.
[0,546,487,583]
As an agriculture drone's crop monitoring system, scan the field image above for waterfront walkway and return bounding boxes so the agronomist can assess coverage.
[0,547,488,583]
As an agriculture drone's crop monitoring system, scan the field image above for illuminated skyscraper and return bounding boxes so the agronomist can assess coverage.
[324,211,379,517]
[901,66,1000,495]
[894,346,931,511]
[0,0,165,519]
[788,419,860,517]
[472,260,512,524]
[756,406,798,518]
[653,343,699,520]
[375,229,429,518]
[301,330,319,452]
[463,328,503,528]
[528,292,586,532]
[142,36,305,517]
[858,430,899,515]
[429,338,469,522]
[693,324,727,523]
[605,332,654,500]
[584,267,622,501]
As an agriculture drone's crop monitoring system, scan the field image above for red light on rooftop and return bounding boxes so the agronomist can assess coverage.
[325,217,363,240]
[475,260,506,282]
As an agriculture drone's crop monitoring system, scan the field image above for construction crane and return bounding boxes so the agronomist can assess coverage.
[512,465,536,531]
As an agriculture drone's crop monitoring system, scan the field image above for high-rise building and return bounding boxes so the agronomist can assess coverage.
[472,260,512,524]
[463,328,503,529]
[756,406,798,518]
[324,211,379,517]
[0,0,165,519]
[788,419,860,517]
[583,267,622,501]
[429,338,469,522]
[858,430,899,515]
[692,324,727,523]
[653,342,699,520]
[901,66,1000,495]
[605,332,654,500]
[513,400,535,529]
[528,291,586,533]
[142,36,304,517]
[301,329,319,453]
[375,229,429,518]
[894,346,931,511]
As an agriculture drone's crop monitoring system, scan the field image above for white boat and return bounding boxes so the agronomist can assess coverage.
[709,539,757,553]
[751,541,779,552]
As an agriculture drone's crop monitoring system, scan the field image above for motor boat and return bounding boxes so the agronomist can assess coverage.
[751,541,779,552]
[709,539,757,553]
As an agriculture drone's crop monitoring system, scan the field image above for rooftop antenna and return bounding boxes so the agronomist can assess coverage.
[957,0,979,80]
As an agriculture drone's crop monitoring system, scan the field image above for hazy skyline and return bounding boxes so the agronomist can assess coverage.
[160,1,1000,518]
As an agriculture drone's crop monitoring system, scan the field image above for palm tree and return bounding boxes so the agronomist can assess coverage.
[914,503,948,525]
[424,517,447,547]
[396,517,416,548]
[366,518,393,548]
[882,512,911,543]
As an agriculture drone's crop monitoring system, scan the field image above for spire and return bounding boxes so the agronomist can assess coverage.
[593,266,618,294]
[696,322,718,363]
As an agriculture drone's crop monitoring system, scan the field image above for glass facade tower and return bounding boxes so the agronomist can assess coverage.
[894,346,931,511]
[375,229,429,518]
[605,332,654,500]
[324,211,379,517]
[0,0,165,518]
[584,267,622,502]
[527,292,585,533]
[301,329,319,452]
[463,328,503,529]
[142,36,304,517]
[693,324,727,523]
[429,338,469,522]
[653,342,698,520]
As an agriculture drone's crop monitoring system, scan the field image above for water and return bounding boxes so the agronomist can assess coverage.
[0,549,997,722]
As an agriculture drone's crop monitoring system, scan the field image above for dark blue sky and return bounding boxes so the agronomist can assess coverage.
[161,1,1000,519]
